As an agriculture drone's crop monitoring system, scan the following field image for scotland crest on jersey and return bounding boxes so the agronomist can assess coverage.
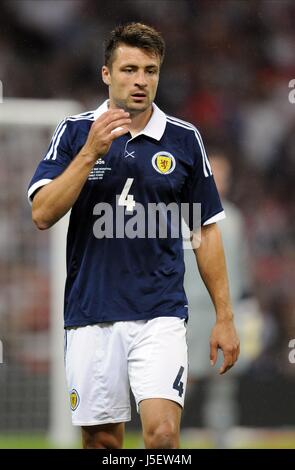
[152,151,176,174]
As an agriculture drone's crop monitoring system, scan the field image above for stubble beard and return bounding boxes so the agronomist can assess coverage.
[113,95,152,117]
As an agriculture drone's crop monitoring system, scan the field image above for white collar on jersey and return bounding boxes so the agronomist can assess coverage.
[93,99,166,141]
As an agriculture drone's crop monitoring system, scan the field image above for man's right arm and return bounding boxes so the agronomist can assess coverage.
[32,109,131,230]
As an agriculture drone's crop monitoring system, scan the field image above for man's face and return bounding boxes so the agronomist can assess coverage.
[102,44,160,114]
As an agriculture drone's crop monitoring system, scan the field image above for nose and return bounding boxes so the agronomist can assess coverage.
[134,70,148,88]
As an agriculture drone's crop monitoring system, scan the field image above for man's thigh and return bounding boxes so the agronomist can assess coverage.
[129,317,188,411]
[65,323,131,425]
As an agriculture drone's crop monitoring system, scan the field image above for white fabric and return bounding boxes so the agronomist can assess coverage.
[28,178,52,205]
[203,210,226,225]
[65,316,188,426]
[93,100,167,141]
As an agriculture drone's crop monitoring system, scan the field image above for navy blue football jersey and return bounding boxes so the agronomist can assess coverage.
[28,100,225,327]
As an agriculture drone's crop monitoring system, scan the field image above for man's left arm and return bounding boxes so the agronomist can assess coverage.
[193,222,240,374]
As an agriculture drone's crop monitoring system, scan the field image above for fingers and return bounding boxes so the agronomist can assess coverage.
[232,341,240,364]
[219,351,233,375]
[210,340,218,367]
[99,109,130,128]
[106,116,132,135]
[84,108,131,160]
[92,109,130,133]
[109,125,130,139]
[97,109,131,139]
[210,321,240,375]
[219,342,240,375]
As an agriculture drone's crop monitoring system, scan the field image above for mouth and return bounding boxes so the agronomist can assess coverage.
[131,92,147,99]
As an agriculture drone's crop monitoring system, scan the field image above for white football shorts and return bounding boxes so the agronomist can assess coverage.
[64,316,188,426]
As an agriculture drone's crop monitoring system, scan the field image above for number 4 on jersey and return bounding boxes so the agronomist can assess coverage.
[173,366,184,397]
[118,178,136,213]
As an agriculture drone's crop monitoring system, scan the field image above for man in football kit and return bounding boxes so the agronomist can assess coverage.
[28,23,240,449]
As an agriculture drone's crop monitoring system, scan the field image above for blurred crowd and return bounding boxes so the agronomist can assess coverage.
[0,0,295,430]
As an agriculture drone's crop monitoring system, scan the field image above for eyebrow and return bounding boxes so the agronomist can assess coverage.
[121,64,159,69]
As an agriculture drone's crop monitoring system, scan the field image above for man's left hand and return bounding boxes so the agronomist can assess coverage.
[210,319,240,374]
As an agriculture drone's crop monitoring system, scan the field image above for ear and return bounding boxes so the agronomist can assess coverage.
[102,66,111,86]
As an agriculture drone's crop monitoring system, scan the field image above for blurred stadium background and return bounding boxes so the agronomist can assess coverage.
[0,0,294,449]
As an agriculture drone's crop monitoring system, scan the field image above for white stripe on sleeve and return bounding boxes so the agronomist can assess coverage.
[27,178,52,205]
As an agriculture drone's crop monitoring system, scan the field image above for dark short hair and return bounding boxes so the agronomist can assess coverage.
[104,22,165,68]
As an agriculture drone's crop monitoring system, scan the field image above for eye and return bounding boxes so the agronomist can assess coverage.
[147,69,157,75]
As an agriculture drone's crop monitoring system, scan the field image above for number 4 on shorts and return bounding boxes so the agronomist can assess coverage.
[173,366,184,397]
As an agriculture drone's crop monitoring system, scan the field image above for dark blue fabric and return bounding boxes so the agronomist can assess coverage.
[28,108,223,327]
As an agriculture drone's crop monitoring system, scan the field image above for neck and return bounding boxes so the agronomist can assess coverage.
[128,106,153,137]
[108,99,153,137]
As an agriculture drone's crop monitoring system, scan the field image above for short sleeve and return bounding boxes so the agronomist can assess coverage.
[27,119,72,204]
[181,130,225,229]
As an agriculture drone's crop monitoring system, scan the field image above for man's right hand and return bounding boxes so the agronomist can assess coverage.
[82,109,131,162]
[32,109,131,230]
